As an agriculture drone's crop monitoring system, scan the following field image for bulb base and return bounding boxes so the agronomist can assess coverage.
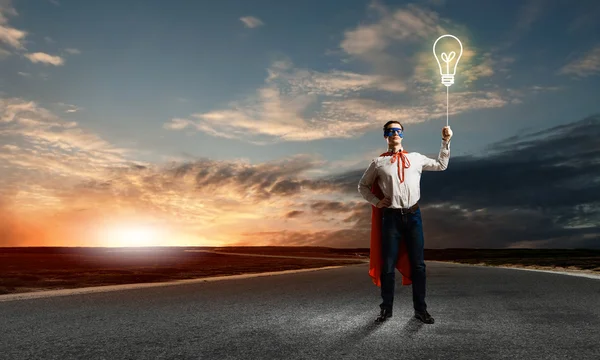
[441,75,454,86]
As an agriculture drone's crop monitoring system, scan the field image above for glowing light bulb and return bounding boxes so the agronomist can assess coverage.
[433,34,463,87]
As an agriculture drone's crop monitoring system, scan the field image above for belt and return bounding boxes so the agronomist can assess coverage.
[387,203,419,214]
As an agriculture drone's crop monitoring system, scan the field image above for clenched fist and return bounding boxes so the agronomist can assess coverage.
[376,197,392,208]
[442,126,453,141]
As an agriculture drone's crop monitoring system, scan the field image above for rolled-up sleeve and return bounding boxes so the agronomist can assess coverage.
[358,159,381,206]
[421,139,450,171]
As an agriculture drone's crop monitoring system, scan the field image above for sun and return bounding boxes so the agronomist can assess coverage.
[116,226,158,247]
[102,224,164,247]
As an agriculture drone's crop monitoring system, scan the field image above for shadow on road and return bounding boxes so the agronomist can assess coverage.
[324,319,383,357]
[328,316,425,356]
[401,317,424,337]
[337,318,381,348]
[323,318,380,356]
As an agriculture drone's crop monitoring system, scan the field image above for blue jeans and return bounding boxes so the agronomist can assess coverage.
[380,207,427,313]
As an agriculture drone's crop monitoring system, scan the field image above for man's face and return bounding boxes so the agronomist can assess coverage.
[384,123,403,146]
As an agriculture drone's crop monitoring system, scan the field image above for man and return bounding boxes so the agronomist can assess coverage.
[358,121,452,324]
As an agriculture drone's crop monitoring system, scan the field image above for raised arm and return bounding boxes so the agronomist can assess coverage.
[358,159,381,206]
[421,139,451,171]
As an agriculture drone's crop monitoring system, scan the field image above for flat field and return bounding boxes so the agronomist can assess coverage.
[1,247,598,296]
[0,247,364,295]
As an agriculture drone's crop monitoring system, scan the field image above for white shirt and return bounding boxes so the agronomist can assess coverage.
[358,139,451,209]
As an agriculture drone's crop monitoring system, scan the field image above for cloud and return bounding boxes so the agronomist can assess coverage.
[0,4,73,64]
[283,68,408,95]
[165,3,523,144]
[164,61,339,142]
[0,100,341,246]
[65,48,81,55]
[0,0,26,50]
[310,200,360,215]
[2,104,126,145]
[165,55,517,143]
[1,96,365,247]
[0,25,24,49]
[341,2,518,89]
[234,228,371,248]
[0,0,17,20]
[163,118,192,131]
[3,98,599,248]
[410,113,600,248]
[24,52,65,66]
[340,3,446,57]
[320,90,512,125]
[240,16,264,28]
[285,210,304,219]
[56,102,83,113]
[529,85,561,93]
[558,45,600,78]
[0,97,152,246]
[237,115,600,249]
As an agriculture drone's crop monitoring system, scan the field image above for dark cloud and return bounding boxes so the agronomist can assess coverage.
[320,169,366,194]
[342,205,372,227]
[74,155,329,201]
[408,114,600,248]
[416,205,599,249]
[310,200,360,214]
[419,115,600,209]
[271,179,303,195]
[12,115,597,249]
[285,210,304,218]
[406,114,599,248]
[243,114,600,249]
[183,156,325,198]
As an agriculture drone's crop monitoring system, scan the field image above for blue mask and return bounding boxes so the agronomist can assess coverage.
[384,127,403,138]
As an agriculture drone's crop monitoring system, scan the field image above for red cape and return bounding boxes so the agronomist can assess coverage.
[368,155,412,287]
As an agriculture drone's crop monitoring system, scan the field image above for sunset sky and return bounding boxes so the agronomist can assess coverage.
[1,0,599,249]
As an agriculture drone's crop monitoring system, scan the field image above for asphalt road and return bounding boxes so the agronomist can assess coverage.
[1,261,599,360]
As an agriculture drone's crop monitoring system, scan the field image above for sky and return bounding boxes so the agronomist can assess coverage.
[1,0,599,249]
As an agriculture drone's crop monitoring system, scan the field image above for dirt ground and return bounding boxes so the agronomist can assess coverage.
[1,247,598,295]
[0,248,363,295]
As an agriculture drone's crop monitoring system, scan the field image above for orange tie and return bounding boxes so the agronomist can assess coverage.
[389,150,410,183]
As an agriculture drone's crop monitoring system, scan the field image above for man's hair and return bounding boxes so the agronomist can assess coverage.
[383,121,403,132]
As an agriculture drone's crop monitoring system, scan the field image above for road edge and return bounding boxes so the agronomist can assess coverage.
[0,264,354,302]
[428,260,600,280]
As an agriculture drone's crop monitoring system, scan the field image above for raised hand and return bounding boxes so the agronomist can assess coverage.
[442,126,453,141]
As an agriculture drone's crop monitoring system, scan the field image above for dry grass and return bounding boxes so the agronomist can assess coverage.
[423,249,600,272]
[213,247,600,272]
[213,246,369,258]
[2,247,598,296]
[0,247,363,295]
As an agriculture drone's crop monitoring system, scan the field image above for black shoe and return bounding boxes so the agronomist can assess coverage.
[414,310,434,324]
[375,308,393,323]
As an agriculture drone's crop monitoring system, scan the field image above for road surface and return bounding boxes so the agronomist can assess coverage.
[1,261,599,359]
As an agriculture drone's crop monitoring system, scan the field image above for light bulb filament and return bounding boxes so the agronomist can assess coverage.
[441,51,455,74]
[440,51,456,63]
